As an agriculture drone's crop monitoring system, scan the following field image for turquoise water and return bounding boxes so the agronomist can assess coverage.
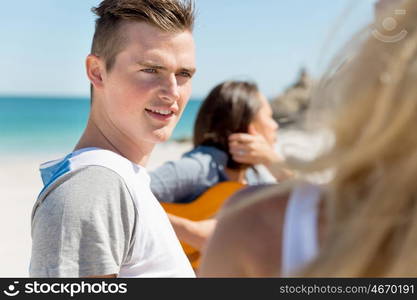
[0,96,202,154]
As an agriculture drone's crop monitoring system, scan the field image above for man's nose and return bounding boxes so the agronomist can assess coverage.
[159,74,180,102]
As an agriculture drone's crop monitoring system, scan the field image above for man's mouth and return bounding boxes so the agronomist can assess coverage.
[145,108,175,121]
[145,108,174,116]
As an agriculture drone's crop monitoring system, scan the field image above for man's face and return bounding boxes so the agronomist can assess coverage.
[97,22,196,145]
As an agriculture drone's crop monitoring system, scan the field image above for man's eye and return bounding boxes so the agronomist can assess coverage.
[177,71,192,78]
[141,68,157,74]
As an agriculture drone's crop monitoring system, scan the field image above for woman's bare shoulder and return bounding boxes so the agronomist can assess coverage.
[200,182,296,277]
[221,182,293,218]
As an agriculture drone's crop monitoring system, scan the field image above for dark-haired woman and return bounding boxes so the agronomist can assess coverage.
[149,80,292,252]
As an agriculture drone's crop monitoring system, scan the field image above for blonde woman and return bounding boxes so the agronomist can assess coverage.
[199,0,416,277]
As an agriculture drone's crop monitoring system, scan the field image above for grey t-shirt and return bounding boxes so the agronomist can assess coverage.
[30,166,136,277]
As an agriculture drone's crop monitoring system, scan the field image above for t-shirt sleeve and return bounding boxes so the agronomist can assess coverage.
[150,156,204,203]
[30,166,136,277]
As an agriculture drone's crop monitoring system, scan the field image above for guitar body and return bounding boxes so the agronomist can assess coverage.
[161,181,245,269]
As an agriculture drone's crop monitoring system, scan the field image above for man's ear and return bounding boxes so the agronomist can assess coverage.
[86,54,105,90]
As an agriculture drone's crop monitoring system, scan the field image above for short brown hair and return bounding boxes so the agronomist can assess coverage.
[91,0,194,70]
[91,0,195,71]
[193,81,262,170]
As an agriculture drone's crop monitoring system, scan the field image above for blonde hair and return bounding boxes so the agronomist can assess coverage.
[299,0,417,276]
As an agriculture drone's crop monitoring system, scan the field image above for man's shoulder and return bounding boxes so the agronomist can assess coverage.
[55,165,129,193]
[40,165,134,215]
[31,167,137,278]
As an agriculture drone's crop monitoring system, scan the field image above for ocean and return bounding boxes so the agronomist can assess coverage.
[0,96,202,154]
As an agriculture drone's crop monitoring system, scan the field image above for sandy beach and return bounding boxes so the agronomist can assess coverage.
[0,129,329,277]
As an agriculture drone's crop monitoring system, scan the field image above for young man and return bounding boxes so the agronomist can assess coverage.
[30,0,196,277]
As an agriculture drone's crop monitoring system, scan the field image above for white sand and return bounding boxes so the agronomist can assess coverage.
[0,155,45,277]
[0,129,329,277]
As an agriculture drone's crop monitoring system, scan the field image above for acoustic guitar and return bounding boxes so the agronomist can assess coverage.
[161,181,245,269]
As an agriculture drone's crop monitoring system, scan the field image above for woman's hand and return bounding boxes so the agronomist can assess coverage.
[228,127,293,181]
[228,127,281,166]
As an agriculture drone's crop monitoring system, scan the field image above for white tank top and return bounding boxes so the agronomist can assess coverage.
[38,148,195,277]
[281,183,321,276]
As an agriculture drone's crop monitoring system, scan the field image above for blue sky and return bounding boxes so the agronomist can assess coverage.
[0,0,376,99]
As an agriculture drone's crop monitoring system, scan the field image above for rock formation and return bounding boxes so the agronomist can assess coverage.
[270,68,315,127]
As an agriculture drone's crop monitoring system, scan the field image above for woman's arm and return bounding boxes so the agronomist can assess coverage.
[263,152,295,182]
[168,214,217,250]
[150,156,203,203]
[229,133,294,181]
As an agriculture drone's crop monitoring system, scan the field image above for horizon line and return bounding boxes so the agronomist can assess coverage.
[0,94,205,101]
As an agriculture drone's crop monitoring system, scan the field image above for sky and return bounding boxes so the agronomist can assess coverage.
[0,0,377,99]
